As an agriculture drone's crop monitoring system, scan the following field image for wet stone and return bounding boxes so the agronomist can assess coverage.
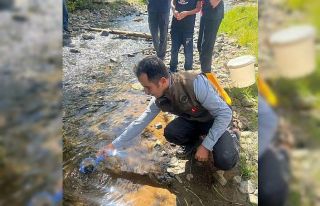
[100,31,109,36]
[155,123,162,129]
[110,58,118,63]
[118,34,129,39]
[70,48,80,53]
[12,13,28,22]
[98,122,109,131]
[82,34,95,40]
[134,18,143,22]
[160,151,167,156]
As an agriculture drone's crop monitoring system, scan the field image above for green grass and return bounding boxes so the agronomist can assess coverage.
[219,5,258,57]
[288,190,302,206]
[127,0,147,5]
[285,0,320,33]
[227,85,258,102]
[239,154,256,180]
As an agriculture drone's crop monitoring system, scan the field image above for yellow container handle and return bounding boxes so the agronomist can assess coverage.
[205,72,232,106]
[257,76,278,107]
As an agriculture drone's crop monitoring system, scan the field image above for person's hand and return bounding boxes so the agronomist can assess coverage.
[210,0,221,8]
[173,10,180,19]
[177,11,188,20]
[97,143,115,157]
[195,145,210,162]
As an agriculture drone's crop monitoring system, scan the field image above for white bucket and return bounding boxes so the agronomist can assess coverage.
[269,25,316,79]
[227,55,256,88]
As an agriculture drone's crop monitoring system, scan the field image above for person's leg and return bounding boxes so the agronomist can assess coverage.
[197,15,204,55]
[164,117,203,158]
[183,32,194,70]
[200,2,224,73]
[259,148,289,206]
[63,0,69,32]
[169,30,182,72]
[158,12,170,60]
[164,117,200,145]
[148,11,160,56]
[211,131,239,170]
[0,0,14,10]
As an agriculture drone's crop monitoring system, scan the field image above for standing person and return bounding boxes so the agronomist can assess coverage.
[0,0,14,10]
[169,0,201,72]
[197,0,224,73]
[63,0,69,33]
[98,56,239,171]
[147,0,171,60]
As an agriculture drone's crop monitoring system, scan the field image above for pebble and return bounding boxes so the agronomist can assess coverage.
[249,194,258,205]
[70,48,80,53]
[186,173,194,181]
[82,34,95,40]
[100,31,109,36]
[239,180,256,194]
[155,123,162,129]
[110,58,118,63]
[214,170,227,186]
[233,175,242,184]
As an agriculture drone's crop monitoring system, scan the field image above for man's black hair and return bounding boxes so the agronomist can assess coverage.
[133,56,169,83]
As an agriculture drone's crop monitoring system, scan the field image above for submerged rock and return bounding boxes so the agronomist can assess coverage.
[82,34,95,40]
[100,31,109,36]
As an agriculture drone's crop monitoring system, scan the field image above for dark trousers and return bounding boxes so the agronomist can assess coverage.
[63,0,69,31]
[148,11,170,60]
[197,3,224,73]
[164,117,239,170]
[259,148,289,206]
[0,0,14,10]
[169,30,194,72]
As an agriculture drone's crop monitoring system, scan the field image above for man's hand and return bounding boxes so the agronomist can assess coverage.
[210,0,221,8]
[97,143,115,157]
[177,11,188,20]
[195,145,210,162]
[173,10,180,19]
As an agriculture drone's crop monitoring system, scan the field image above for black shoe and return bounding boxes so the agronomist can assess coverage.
[176,144,195,159]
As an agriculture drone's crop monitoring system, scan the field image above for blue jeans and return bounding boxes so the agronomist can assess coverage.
[197,1,224,73]
[169,30,194,72]
[148,11,169,60]
[63,0,69,31]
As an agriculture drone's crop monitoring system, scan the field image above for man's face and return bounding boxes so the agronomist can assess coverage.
[138,73,167,98]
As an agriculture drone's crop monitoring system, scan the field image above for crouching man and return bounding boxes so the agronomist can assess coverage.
[98,56,239,170]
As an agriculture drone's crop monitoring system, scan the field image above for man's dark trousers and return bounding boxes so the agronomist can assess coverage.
[148,12,170,60]
[164,117,239,170]
[197,0,224,73]
[63,0,69,32]
[169,30,194,72]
